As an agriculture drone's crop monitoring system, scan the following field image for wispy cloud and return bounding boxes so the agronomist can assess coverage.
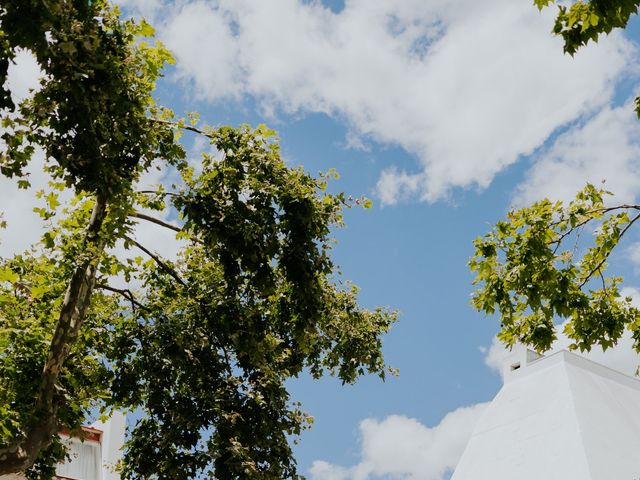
[514,103,640,206]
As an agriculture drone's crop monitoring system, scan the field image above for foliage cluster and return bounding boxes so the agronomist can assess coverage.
[471,185,640,353]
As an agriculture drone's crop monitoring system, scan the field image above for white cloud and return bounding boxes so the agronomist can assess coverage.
[620,286,640,307]
[309,404,489,480]
[162,2,242,100]
[310,461,351,480]
[376,168,424,206]
[152,0,633,204]
[514,103,640,205]
[5,49,42,105]
[628,243,640,272]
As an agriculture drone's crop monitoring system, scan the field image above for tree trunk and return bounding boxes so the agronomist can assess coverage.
[0,193,108,475]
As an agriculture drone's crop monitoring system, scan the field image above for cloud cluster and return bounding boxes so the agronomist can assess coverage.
[309,403,488,480]
[137,0,636,204]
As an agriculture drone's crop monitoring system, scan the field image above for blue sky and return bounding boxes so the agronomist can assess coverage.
[5,0,640,478]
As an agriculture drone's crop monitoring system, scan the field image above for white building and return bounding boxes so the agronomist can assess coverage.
[56,412,126,480]
[0,412,125,480]
[452,346,640,479]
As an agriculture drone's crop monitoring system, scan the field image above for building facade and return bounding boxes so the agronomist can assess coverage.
[0,412,125,480]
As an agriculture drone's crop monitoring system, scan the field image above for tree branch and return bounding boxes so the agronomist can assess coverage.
[131,211,182,233]
[124,235,186,286]
[97,283,148,311]
[579,211,640,288]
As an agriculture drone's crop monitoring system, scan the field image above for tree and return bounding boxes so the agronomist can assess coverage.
[0,1,397,478]
[470,1,640,355]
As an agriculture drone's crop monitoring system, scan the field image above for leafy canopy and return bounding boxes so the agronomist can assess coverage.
[470,185,640,353]
[0,1,396,478]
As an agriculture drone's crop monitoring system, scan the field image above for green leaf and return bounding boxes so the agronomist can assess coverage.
[0,267,18,284]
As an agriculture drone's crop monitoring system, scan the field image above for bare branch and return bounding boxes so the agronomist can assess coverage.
[131,211,182,233]
[124,235,187,286]
[97,283,148,311]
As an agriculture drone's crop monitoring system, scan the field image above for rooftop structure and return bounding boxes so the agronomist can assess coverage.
[452,346,640,479]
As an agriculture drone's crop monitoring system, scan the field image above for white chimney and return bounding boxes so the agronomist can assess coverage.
[502,343,543,382]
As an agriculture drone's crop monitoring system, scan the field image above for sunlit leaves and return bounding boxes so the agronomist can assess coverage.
[0,0,183,195]
[470,184,640,353]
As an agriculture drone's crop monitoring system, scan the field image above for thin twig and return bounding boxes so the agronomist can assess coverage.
[572,224,585,258]
[96,283,148,311]
[136,190,182,198]
[124,235,187,286]
[131,211,182,233]
[597,267,607,294]
[550,204,640,227]
[151,117,215,139]
[551,215,597,253]
[550,204,640,254]
[579,211,640,288]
